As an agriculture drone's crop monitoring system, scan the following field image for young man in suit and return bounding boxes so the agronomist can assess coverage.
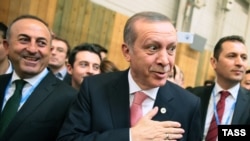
[0,22,13,74]
[57,11,202,141]
[189,35,250,141]
[48,36,71,82]
[66,43,102,90]
[0,15,77,141]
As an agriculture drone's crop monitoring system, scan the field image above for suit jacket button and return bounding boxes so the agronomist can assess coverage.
[160,107,167,114]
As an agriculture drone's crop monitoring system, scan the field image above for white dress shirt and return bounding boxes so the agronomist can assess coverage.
[203,82,239,141]
[2,69,49,111]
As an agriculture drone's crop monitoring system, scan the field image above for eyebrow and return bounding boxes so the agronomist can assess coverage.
[18,34,48,41]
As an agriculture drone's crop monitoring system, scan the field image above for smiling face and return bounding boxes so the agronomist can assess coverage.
[68,50,101,90]
[4,18,52,78]
[122,20,177,90]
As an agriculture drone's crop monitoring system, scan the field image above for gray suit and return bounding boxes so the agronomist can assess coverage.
[0,72,77,141]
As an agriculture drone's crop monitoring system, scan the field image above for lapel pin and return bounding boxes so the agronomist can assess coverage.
[160,107,167,114]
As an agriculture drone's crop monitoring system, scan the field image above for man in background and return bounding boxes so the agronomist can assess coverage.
[67,43,102,90]
[48,36,71,81]
[189,35,250,141]
[0,22,13,75]
[241,69,250,90]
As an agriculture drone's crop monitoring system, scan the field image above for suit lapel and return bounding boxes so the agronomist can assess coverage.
[152,83,175,121]
[108,70,130,128]
[231,88,250,124]
[5,72,58,134]
[0,74,12,116]
[199,86,213,127]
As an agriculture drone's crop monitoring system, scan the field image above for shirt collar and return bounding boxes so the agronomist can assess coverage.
[214,82,240,99]
[11,68,49,86]
[128,69,159,100]
[57,67,67,78]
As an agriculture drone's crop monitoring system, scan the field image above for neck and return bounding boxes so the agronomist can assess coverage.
[0,59,10,74]
[49,65,66,74]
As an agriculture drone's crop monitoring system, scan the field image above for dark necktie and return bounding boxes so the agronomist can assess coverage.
[205,91,230,141]
[0,79,26,137]
[130,91,147,126]
[55,72,63,80]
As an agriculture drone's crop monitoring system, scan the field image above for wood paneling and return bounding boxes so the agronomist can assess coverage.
[0,0,10,23]
[175,43,200,87]
[0,0,213,86]
[108,13,129,70]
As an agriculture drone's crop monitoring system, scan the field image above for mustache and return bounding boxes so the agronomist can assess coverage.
[149,65,171,73]
[21,51,41,59]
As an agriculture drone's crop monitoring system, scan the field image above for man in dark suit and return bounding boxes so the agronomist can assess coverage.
[0,15,77,141]
[57,11,202,141]
[188,35,250,141]
[48,36,71,81]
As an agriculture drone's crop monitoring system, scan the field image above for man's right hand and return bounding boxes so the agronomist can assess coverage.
[130,107,185,141]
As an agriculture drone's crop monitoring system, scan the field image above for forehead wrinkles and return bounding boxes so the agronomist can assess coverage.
[10,19,51,39]
[134,21,176,42]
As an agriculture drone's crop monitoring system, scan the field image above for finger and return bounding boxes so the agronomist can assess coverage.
[161,121,182,128]
[144,106,158,119]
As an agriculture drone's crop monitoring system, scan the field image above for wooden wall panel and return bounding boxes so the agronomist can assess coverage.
[99,9,115,49]
[6,0,21,24]
[175,43,200,87]
[108,13,129,70]
[52,0,65,35]
[0,0,214,86]
[0,0,10,22]
[71,0,86,47]
[29,0,39,14]
[45,0,57,29]
[18,0,31,15]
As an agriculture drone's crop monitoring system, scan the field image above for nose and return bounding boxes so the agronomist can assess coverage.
[235,56,246,66]
[86,66,95,75]
[26,41,38,53]
[156,50,170,66]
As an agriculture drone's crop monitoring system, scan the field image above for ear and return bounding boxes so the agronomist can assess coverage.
[3,40,9,53]
[210,57,217,69]
[67,63,73,75]
[121,43,131,62]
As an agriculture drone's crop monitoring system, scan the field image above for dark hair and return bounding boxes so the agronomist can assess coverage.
[245,69,250,74]
[68,43,102,67]
[0,22,8,39]
[6,14,51,40]
[173,65,177,79]
[204,80,215,86]
[53,36,71,58]
[92,43,108,54]
[123,11,172,46]
[100,59,119,73]
[213,35,245,60]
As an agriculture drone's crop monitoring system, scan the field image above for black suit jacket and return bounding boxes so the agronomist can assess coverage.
[57,70,202,141]
[0,72,77,141]
[188,85,250,133]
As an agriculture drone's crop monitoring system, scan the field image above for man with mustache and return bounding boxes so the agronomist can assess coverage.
[57,11,202,141]
[189,35,250,141]
[0,15,77,141]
